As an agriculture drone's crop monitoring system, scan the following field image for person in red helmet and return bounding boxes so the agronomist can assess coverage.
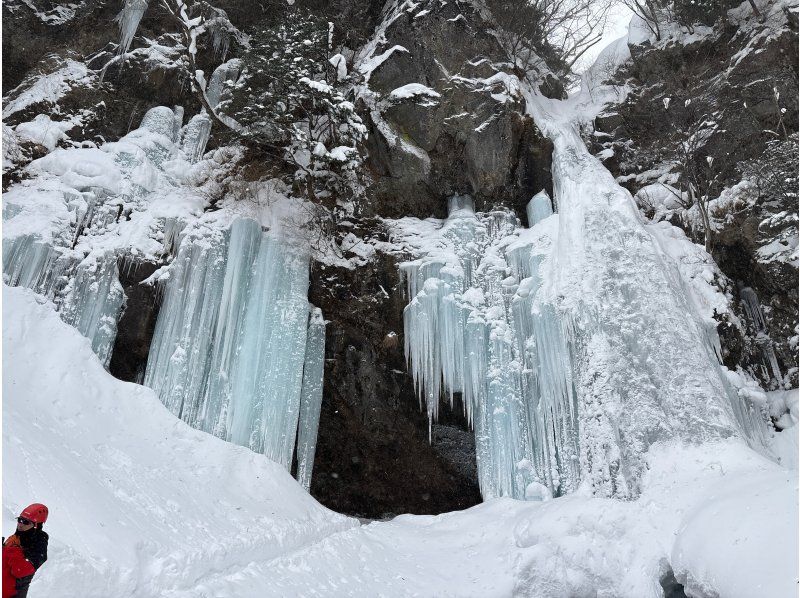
[2,504,48,598]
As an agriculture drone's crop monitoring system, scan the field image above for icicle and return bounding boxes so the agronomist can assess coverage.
[2,236,61,297]
[296,307,327,491]
[740,286,782,383]
[526,190,553,226]
[205,59,243,111]
[115,0,149,55]
[400,194,585,499]
[181,113,212,163]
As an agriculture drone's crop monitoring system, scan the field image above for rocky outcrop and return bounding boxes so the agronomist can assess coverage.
[308,221,482,517]
[358,0,553,219]
[589,9,798,388]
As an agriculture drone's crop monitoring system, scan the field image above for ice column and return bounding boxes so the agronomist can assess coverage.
[61,253,126,367]
[740,286,782,383]
[143,218,326,479]
[296,308,327,491]
[182,114,213,163]
[526,190,553,226]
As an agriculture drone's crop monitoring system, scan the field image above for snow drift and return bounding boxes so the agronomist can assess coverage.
[2,285,355,598]
[3,284,797,597]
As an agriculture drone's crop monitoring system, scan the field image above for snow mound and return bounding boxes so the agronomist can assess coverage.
[388,83,441,101]
[161,440,797,597]
[2,285,355,598]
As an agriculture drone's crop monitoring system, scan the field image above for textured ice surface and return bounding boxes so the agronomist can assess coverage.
[115,0,149,55]
[206,59,243,109]
[740,286,783,383]
[2,106,184,363]
[182,113,212,163]
[398,175,770,500]
[60,253,125,366]
[526,189,553,226]
[2,105,221,363]
[143,218,325,481]
[297,307,327,491]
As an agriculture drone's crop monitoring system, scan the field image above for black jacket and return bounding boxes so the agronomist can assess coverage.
[15,528,48,598]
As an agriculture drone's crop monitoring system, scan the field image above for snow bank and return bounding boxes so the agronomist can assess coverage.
[2,285,356,598]
[159,439,797,597]
[14,115,75,151]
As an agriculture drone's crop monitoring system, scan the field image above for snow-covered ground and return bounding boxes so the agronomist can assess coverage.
[2,286,355,597]
[3,285,797,597]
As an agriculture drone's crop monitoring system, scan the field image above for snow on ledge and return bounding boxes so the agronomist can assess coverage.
[388,83,441,101]
[358,45,410,81]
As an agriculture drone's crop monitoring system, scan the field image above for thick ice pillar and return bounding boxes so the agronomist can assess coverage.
[526,190,553,226]
[296,307,326,491]
[143,218,326,481]
[182,114,212,163]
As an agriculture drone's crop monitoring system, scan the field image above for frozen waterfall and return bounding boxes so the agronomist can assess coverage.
[400,193,579,500]
[4,104,326,486]
[399,119,771,500]
[143,218,326,481]
[2,105,214,363]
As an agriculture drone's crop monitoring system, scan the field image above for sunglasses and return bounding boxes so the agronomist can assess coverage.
[16,517,33,526]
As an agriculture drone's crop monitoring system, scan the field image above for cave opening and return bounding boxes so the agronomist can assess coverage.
[108,246,484,519]
[108,257,162,384]
[308,250,483,519]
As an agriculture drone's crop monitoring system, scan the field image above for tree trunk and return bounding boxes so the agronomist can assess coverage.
[746,0,765,22]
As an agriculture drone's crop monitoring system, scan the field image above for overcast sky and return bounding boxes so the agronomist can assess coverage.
[574,3,635,72]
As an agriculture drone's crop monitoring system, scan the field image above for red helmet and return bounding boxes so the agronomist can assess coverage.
[19,503,48,524]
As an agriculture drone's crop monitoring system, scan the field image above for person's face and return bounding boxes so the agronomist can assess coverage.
[16,517,34,532]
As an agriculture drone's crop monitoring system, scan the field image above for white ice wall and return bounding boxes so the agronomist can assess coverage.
[143,217,326,481]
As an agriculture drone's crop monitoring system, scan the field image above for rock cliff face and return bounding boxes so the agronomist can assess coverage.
[589,7,798,391]
[2,0,556,515]
[359,0,554,220]
[5,0,793,516]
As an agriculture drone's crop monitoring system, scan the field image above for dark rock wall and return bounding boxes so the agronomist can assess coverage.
[360,0,554,219]
[308,225,482,517]
[109,259,162,384]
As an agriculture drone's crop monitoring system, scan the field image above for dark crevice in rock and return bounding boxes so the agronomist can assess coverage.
[308,224,482,518]
[660,569,688,598]
[109,258,162,383]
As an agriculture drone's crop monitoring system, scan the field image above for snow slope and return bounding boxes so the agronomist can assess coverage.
[2,285,356,598]
[165,440,798,598]
[5,285,795,598]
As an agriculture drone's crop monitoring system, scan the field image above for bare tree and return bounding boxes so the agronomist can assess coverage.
[620,0,668,40]
[486,0,613,77]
